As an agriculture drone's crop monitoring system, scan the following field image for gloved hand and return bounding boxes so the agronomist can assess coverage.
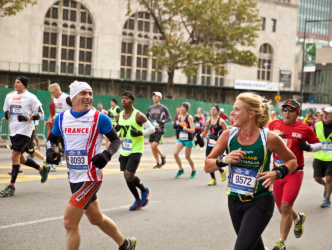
[4,111,9,120]
[46,149,62,165]
[130,128,143,137]
[298,138,311,151]
[91,150,112,169]
[114,124,121,132]
[173,123,178,129]
[108,111,114,118]
[177,125,184,131]
[157,120,165,125]
[18,115,28,122]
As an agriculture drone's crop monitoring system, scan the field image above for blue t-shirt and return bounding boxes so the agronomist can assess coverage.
[52,109,112,136]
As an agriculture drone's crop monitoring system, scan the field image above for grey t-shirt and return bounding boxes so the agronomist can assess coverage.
[146,104,171,133]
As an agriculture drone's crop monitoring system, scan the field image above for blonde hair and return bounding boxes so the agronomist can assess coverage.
[236,92,271,128]
[49,83,60,91]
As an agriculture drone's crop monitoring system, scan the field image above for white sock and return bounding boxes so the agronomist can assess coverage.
[43,157,46,162]
[294,214,301,223]
[280,238,286,244]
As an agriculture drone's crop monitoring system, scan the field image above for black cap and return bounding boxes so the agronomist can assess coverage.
[16,76,29,88]
[282,100,300,114]
[111,98,118,104]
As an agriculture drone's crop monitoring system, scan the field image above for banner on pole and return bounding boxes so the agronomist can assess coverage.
[304,43,316,72]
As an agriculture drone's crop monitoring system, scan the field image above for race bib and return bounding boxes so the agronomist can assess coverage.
[322,141,332,153]
[194,122,201,128]
[179,131,188,141]
[55,105,63,115]
[122,139,132,151]
[65,150,89,173]
[229,166,257,195]
[208,139,216,147]
[10,104,23,116]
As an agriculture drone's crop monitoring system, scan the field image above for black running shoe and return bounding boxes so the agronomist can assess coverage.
[161,155,166,166]
[153,163,162,169]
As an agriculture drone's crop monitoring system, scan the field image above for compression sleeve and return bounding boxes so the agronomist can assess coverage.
[98,112,113,135]
[310,142,322,152]
[116,107,121,114]
[46,132,60,151]
[104,129,121,156]
[142,120,155,136]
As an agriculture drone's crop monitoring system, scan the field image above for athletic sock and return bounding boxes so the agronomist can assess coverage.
[132,177,146,193]
[24,158,40,170]
[219,168,224,173]
[294,214,301,223]
[126,181,140,200]
[119,238,127,250]
[10,165,20,183]
[210,172,216,179]
[280,238,286,244]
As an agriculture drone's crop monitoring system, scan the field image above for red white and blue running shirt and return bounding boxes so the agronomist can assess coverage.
[269,119,320,169]
[51,108,112,183]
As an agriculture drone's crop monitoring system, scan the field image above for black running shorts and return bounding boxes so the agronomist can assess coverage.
[69,181,102,209]
[149,132,164,144]
[10,134,31,153]
[313,158,332,178]
[119,153,142,173]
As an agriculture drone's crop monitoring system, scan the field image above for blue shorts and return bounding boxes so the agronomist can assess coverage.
[177,139,194,148]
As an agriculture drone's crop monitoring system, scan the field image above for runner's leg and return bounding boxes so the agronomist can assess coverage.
[64,204,85,250]
[173,143,185,169]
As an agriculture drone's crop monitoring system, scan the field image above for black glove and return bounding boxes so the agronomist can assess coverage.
[298,138,311,151]
[4,111,9,120]
[130,128,143,137]
[173,123,178,129]
[114,124,121,132]
[195,116,200,122]
[177,125,184,131]
[46,149,62,165]
[157,120,165,125]
[18,115,28,122]
[108,111,114,118]
[91,150,112,169]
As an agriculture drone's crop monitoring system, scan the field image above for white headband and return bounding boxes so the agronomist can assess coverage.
[69,81,92,100]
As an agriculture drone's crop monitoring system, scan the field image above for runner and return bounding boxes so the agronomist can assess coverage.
[49,83,72,171]
[173,102,196,179]
[105,98,121,150]
[269,99,322,250]
[201,104,228,186]
[205,92,297,250]
[146,92,171,168]
[45,81,136,250]
[115,91,155,211]
[312,107,332,208]
[193,107,205,150]
[1,76,50,197]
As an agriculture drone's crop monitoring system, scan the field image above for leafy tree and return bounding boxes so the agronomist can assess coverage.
[0,0,37,17]
[128,0,261,98]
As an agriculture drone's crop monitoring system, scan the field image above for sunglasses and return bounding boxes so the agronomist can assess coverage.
[282,107,297,113]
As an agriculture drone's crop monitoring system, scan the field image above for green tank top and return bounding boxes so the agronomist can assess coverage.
[226,127,272,200]
[314,121,332,161]
[109,105,120,122]
[119,108,144,156]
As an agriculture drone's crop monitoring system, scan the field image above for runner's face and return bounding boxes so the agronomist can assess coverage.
[181,106,187,114]
[323,111,332,125]
[73,89,93,112]
[211,107,218,116]
[50,88,61,98]
[230,100,248,127]
[14,79,25,93]
[121,96,133,108]
[282,105,298,125]
[153,95,160,103]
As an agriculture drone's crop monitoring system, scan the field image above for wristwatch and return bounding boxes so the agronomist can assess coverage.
[275,170,282,179]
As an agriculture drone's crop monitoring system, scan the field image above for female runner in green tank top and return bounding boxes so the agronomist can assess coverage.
[205,92,297,250]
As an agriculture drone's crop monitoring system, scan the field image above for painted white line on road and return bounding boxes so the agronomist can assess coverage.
[0,201,160,230]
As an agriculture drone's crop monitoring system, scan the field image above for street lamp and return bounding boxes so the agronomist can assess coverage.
[299,18,332,115]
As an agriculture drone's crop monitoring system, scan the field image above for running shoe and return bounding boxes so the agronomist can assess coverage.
[153,163,162,169]
[40,165,51,183]
[161,155,166,166]
[120,237,137,250]
[129,200,142,211]
[220,170,226,182]
[272,240,286,250]
[208,179,217,186]
[0,185,15,197]
[294,212,306,238]
[50,165,57,172]
[141,188,150,207]
[190,171,197,179]
[8,169,23,175]
[321,198,331,208]
[58,161,63,166]
[175,170,184,178]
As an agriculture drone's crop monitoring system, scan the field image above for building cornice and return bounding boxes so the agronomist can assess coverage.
[256,0,299,9]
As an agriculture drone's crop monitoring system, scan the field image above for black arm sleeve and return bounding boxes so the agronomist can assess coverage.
[116,108,121,114]
[66,96,73,107]
[104,129,121,156]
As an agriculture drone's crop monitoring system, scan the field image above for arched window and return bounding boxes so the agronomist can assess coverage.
[257,43,273,81]
[121,12,163,81]
[42,1,94,75]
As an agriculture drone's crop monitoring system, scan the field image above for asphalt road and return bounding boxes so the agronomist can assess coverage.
[0,143,331,250]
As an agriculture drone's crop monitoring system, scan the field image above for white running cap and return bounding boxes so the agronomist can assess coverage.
[153,92,162,98]
[69,81,93,100]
